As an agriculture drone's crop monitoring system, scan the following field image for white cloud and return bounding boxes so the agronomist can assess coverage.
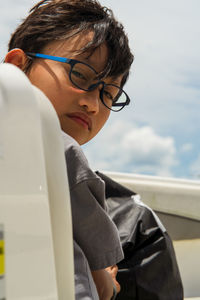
[83,121,178,177]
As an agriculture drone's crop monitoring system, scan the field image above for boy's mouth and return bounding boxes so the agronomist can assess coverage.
[67,112,92,130]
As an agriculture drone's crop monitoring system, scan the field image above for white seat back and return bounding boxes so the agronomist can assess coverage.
[0,63,74,300]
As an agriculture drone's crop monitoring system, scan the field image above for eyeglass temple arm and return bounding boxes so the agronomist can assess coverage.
[26,52,71,63]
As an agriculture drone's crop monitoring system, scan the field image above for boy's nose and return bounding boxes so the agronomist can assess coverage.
[78,88,100,114]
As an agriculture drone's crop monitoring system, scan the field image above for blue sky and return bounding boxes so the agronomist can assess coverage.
[1,0,200,180]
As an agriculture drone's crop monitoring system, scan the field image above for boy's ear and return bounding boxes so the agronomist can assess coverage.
[5,49,27,70]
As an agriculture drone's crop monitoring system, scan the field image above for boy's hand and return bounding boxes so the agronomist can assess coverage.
[105,265,121,294]
[92,265,120,300]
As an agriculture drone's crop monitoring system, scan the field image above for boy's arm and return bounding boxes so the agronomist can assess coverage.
[91,266,120,300]
[63,137,124,271]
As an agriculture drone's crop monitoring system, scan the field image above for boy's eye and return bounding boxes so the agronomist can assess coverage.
[103,90,114,101]
[71,70,87,81]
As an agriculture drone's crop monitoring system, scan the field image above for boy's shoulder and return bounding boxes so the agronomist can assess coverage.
[61,131,87,164]
[61,131,99,188]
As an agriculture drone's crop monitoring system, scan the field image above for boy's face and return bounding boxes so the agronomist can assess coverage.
[26,33,122,145]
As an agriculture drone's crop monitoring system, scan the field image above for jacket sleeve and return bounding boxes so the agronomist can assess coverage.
[70,178,124,270]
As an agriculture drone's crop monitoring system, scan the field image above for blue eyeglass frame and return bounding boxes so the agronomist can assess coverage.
[26,52,130,112]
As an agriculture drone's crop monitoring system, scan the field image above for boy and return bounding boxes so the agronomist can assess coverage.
[5,0,133,298]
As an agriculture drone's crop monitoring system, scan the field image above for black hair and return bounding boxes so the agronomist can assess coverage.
[8,0,134,86]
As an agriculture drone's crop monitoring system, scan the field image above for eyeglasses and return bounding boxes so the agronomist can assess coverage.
[26,52,130,112]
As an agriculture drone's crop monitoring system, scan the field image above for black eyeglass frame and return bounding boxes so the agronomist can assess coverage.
[26,52,130,112]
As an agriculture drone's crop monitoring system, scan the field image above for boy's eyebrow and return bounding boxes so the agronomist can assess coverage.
[111,78,121,85]
[109,80,122,86]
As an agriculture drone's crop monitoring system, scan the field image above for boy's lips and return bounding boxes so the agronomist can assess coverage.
[67,112,92,130]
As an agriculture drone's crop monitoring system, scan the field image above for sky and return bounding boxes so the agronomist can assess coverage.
[1,0,200,180]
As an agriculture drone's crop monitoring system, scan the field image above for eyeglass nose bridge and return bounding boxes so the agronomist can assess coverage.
[88,81,105,92]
